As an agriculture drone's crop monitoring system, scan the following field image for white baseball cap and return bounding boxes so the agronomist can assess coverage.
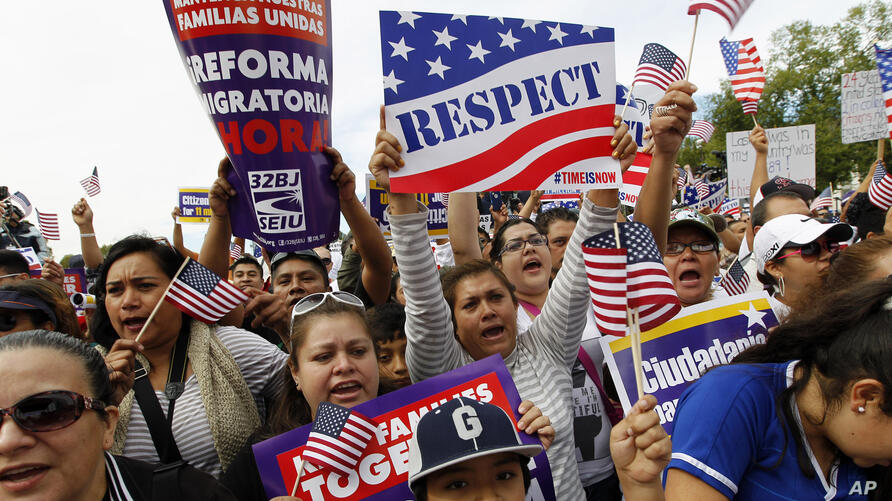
[753,214,853,273]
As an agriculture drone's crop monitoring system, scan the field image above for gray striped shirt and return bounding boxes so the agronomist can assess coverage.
[121,326,287,478]
[390,198,617,500]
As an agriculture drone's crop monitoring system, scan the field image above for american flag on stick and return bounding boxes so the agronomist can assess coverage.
[36,210,60,240]
[632,43,687,91]
[720,37,765,115]
[302,402,378,476]
[583,222,681,337]
[719,258,750,296]
[688,0,754,30]
[8,191,33,218]
[688,120,715,143]
[676,167,688,191]
[695,178,710,201]
[229,242,242,260]
[164,258,249,324]
[810,187,833,211]
[869,160,892,210]
[875,45,892,139]
[80,167,101,197]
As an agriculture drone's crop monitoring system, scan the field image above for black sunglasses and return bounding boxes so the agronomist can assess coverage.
[0,390,106,432]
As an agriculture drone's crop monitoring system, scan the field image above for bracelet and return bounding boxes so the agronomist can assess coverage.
[80,233,95,238]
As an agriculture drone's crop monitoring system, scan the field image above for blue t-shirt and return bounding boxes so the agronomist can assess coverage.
[669,362,870,500]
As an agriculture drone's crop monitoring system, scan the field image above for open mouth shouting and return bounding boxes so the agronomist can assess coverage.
[329,379,364,403]
[522,257,543,274]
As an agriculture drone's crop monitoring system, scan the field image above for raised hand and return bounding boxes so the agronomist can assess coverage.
[517,400,555,450]
[749,125,768,155]
[71,198,94,228]
[610,395,671,485]
[325,146,356,202]
[209,157,237,218]
[369,105,404,193]
[650,81,698,157]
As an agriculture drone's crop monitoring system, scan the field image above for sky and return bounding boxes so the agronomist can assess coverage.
[1,1,858,259]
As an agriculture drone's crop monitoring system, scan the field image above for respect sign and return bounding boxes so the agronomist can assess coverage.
[253,355,555,500]
[365,175,448,238]
[726,125,816,199]
[600,292,778,435]
[381,12,619,193]
[161,0,339,252]
[177,187,212,224]
[841,70,887,144]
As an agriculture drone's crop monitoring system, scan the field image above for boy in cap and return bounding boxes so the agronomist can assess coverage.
[407,396,669,501]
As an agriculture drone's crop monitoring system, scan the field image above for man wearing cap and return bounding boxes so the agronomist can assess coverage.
[0,250,31,285]
[407,396,670,501]
[753,214,853,320]
[0,289,57,336]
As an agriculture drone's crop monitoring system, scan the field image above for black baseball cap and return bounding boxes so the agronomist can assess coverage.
[753,176,816,206]
[0,290,57,326]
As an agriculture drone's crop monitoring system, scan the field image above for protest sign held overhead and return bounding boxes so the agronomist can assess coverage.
[161,0,339,252]
[841,70,887,144]
[726,124,816,198]
[365,175,448,238]
[601,292,778,435]
[616,83,649,148]
[253,355,555,500]
[874,45,892,140]
[380,12,619,193]
[177,187,212,224]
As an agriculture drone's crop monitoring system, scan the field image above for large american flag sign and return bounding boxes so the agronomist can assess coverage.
[583,223,681,337]
[720,37,765,115]
[380,12,619,193]
[165,258,249,323]
[303,402,378,476]
[719,258,751,296]
[688,120,715,143]
[620,153,652,208]
[632,43,687,91]
[79,167,101,197]
[875,45,892,140]
[36,210,60,240]
[688,0,754,30]
[869,160,892,210]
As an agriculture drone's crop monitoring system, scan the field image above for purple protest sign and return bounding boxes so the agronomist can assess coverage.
[253,355,555,500]
[161,0,338,252]
[600,292,779,435]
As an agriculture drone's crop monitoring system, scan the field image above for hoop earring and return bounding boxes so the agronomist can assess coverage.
[858,406,866,414]
[777,276,786,297]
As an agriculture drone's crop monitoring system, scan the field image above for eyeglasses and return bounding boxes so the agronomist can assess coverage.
[664,241,717,255]
[291,291,365,318]
[0,390,106,433]
[498,234,548,256]
[0,273,23,280]
[775,240,841,261]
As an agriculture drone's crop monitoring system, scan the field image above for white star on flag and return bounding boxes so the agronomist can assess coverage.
[450,14,467,24]
[738,302,767,328]
[397,11,421,28]
[426,56,450,78]
[521,19,540,32]
[498,29,521,51]
[580,25,598,38]
[467,41,490,63]
[383,70,404,93]
[433,27,457,49]
[389,37,413,61]
[547,23,568,45]
[488,16,504,24]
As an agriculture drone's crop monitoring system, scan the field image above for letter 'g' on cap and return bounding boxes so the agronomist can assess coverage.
[406,397,543,489]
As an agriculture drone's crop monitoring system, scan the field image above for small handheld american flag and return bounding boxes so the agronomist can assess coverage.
[810,187,834,211]
[688,0,754,30]
[869,160,892,210]
[164,258,249,324]
[719,37,765,115]
[583,222,681,337]
[719,258,750,296]
[303,402,378,476]
[80,167,101,197]
[9,191,33,218]
[36,210,60,240]
[229,242,242,260]
[676,168,688,191]
[688,120,715,143]
[695,178,710,201]
[632,43,687,91]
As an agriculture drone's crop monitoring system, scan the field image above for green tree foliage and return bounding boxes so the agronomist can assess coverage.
[680,1,892,188]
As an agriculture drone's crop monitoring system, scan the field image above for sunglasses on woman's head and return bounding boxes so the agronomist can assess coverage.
[0,390,106,433]
[776,240,841,261]
[291,291,365,318]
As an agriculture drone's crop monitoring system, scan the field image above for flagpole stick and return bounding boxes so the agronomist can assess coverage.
[290,459,307,497]
[879,138,886,161]
[134,257,191,344]
[752,114,758,127]
[628,308,645,399]
[685,11,700,79]
[619,84,636,121]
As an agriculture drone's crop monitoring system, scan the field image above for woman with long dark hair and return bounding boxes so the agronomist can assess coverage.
[665,280,892,500]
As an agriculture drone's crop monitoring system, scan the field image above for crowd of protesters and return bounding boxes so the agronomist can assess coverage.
[2,74,892,501]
